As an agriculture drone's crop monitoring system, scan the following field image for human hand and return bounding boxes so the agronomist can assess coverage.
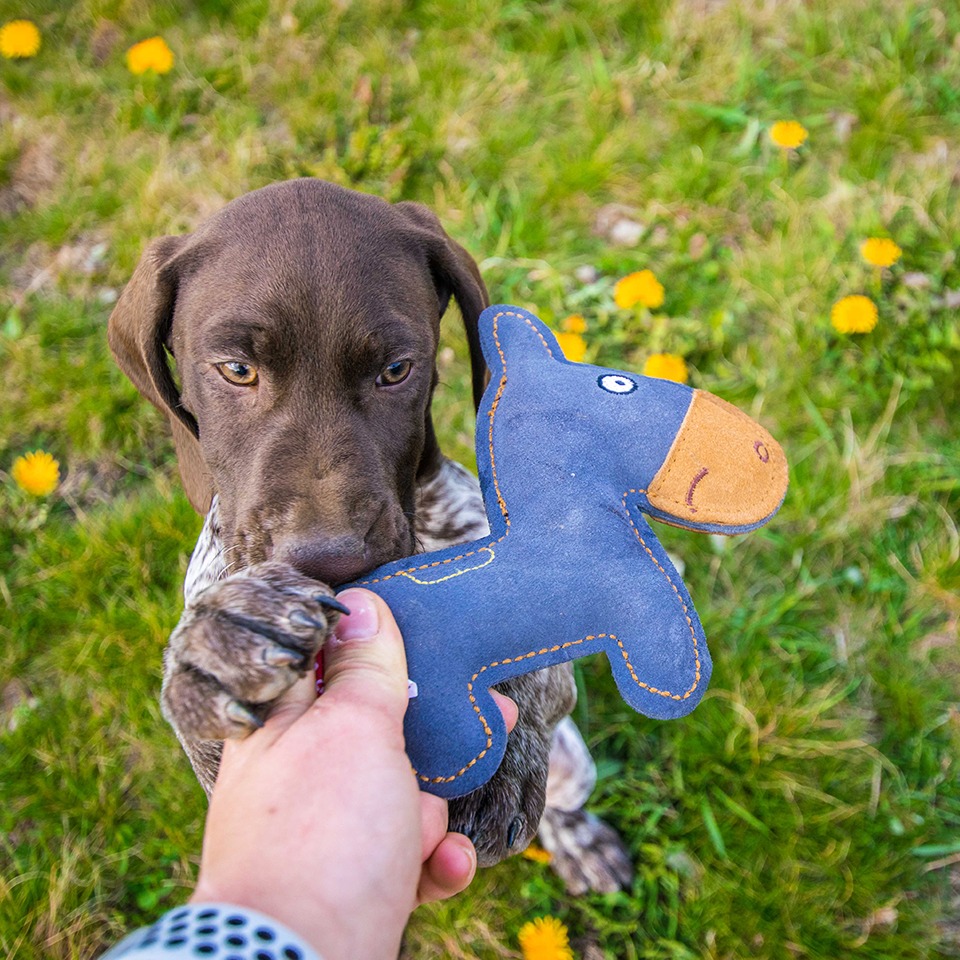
[190,588,516,960]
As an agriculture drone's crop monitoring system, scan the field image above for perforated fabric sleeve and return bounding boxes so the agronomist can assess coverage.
[99,902,320,960]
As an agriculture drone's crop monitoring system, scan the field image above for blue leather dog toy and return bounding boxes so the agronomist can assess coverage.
[350,305,788,798]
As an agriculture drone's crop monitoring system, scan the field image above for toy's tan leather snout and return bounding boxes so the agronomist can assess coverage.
[646,390,788,531]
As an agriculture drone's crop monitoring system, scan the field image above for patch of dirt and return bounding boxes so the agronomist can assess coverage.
[8,233,111,301]
[2,679,38,733]
[90,20,120,65]
[593,203,645,247]
[0,133,60,219]
[58,459,128,511]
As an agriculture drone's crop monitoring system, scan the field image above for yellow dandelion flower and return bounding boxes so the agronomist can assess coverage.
[518,916,574,960]
[0,19,41,59]
[643,353,689,383]
[522,844,553,864]
[561,313,587,334]
[831,295,878,334]
[614,269,664,310]
[769,120,808,150]
[554,331,587,362]
[126,36,174,75]
[11,450,60,496]
[860,237,902,268]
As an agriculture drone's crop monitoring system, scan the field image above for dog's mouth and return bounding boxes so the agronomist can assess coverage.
[227,511,417,587]
[281,535,393,586]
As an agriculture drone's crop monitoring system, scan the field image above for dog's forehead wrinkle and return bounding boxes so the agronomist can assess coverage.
[252,407,386,480]
[188,260,431,356]
[200,182,421,278]
[175,214,442,370]
[197,314,272,355]
[334,312,435,370]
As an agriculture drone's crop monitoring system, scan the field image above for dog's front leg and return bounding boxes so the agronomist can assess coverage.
[163,557,344,793]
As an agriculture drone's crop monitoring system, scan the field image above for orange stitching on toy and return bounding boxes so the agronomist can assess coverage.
[621,488,702,699]
[485,311,551,518]
[414,636,591,784]
[523,317,555,358]
[412,610,700,784]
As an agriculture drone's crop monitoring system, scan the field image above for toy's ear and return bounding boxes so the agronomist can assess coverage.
[479,305,564,377]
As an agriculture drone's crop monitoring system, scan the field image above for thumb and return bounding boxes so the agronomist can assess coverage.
[261,671,319,730]
[320,588,410,721]
[221,671,318,763]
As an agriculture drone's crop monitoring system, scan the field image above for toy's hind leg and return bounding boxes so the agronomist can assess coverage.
[539,717,634,894]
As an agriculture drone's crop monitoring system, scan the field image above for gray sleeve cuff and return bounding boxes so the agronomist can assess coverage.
[100,902,321,960]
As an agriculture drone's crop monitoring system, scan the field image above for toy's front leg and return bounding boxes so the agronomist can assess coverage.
[605,510,713,720]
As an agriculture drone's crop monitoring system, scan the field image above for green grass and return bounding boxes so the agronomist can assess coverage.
[2,1,959,957]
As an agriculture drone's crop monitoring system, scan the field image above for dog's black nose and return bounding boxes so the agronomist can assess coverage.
[281,536,372,586]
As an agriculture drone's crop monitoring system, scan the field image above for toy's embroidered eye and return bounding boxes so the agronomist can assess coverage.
[598,374,637,394]
[377,359,412,386]
[216,361,259,386]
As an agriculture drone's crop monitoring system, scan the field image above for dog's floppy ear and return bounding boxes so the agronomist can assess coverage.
[108,237,214,514]
[395,202,490,482]
[395,202,490,409]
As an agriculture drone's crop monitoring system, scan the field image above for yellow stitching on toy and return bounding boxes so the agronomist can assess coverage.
[398,547,495,584]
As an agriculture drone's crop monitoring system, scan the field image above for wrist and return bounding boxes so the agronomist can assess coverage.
[189,882,407,960]
[103,902,319,960]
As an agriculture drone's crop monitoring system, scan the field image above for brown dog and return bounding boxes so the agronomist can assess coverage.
[109,179,632,892]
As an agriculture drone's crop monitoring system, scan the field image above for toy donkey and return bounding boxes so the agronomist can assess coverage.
[353,305,788,799]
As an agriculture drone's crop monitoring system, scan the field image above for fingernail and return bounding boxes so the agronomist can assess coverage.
[454,840,477,886]
[333,590,379,641]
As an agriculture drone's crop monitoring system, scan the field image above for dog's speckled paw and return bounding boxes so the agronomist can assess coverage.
[162,561,343,743]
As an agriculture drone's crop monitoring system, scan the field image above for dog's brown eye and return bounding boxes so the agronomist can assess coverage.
[216,361,259,386]
[377,359,412,386]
